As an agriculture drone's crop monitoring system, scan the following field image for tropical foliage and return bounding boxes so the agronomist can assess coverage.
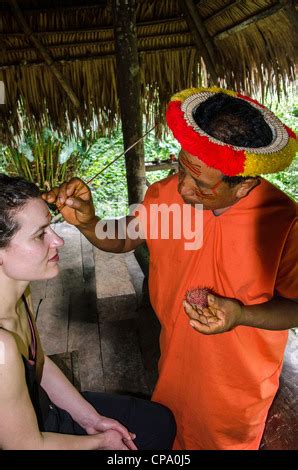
[0,128,98,191]
[0,96,296,217]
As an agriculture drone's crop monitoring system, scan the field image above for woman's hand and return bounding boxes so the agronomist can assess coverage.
[94,429,136,450]
[42,178,96,228]
[184,294,243,334]
[85,415,137,450]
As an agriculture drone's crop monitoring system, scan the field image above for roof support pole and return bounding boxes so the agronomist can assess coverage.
[179,0,219,85]
[112,0,146,205]
[8,0,80,109]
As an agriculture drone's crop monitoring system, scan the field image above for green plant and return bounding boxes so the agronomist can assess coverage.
[262,97,297,200]
[0,128,93,191]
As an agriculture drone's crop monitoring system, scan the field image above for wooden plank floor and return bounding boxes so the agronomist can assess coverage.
[31,222,160,396]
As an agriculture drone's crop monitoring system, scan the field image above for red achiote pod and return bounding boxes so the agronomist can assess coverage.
[186,287,211,309]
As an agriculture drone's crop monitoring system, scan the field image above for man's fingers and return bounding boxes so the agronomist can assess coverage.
[57,183,70,205]
[189,320,213,334]
[184,302,200,321]
[42,187,60,203]
[184,302,215,325]
[43,183,68,206]
[64,197,90,213]
[183,301,198,315]
[198,314,211,326]
[42,178,90,205]
[65,178,91,201]
[189,319,220,335]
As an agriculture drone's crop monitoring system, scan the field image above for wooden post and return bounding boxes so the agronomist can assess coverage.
[179,0,219,85]
[8,0,80,109]
[112,0,146,206]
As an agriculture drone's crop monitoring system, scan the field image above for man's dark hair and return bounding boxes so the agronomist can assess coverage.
[193,93,273,186]
[0,174,40,248]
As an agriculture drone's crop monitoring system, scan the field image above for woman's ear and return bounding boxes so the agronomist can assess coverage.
[236,177,260,199]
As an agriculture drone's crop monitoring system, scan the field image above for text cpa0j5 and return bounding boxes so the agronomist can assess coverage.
[107,454,191,467]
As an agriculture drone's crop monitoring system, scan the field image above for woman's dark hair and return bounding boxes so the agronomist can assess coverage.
[193,93,273,186]
[0,174,40,248]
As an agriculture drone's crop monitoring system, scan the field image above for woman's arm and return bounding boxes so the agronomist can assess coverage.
[41,355,100,427]
[0,331,130,450]
[40,355,136,443]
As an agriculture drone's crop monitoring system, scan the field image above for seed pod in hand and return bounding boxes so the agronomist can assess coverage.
[186,287,211,309]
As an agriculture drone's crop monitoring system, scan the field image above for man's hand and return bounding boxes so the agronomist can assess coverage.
[85,415,137,450]
[42,178,96,228]
[183,294,243,335]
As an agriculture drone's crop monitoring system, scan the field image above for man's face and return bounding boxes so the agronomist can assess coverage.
[177,149,240,211]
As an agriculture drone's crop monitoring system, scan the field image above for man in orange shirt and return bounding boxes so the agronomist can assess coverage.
[44,87,298,449]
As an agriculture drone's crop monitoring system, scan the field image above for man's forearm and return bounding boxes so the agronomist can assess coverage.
[78,215,144,253]
[240,297,298,330]
[78,216,126,253]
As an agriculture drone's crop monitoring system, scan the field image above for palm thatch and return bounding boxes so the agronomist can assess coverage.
[0,0,296,143]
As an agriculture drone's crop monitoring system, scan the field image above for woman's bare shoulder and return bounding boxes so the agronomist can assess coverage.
[0,328,20,367]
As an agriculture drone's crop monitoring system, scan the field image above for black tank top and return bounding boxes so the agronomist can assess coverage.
[21,296,51,431]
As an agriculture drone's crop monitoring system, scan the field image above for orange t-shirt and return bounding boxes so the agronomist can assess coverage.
[136,175,297,450]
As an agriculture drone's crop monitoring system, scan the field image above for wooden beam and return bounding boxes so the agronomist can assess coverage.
[0,3,105,15]
[112,0,146,205]
[145,161,178,172]
[179,0,218,84]
[3,31,193,56]
[183,0,218,62]
[0,45,196,70]
[204,0,243,21]
[8,0,80,109]
[0,17,186,39]
[215,4,284,40]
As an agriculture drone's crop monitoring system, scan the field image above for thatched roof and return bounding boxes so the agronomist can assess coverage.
[0,0,297,142]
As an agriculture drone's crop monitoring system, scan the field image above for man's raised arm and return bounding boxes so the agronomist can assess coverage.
[42,178,145,253]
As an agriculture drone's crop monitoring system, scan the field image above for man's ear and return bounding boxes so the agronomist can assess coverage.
[236,177,260,199]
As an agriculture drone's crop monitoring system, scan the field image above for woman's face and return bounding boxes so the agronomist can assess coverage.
[0,197,64,281]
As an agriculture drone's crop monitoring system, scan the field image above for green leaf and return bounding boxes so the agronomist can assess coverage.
[18,142,34,162]
[59,140,78,164]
